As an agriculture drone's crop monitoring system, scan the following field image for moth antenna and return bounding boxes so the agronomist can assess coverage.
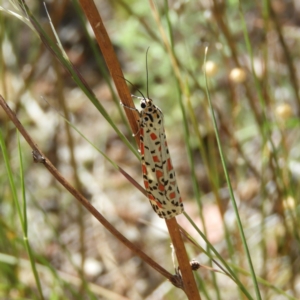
[146,47,150,99]
[116,75,146,99]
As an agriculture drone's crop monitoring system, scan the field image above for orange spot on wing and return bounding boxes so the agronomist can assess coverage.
[149,194,155,200]
[153,155,160,162]
[167,158,173,171]
[140,142,145,155]
[150,133,158,140]
[149,194,162,208]
[144,180,149,189]
[169,192,176,199]
[142,164,147,174]
[158,184,164,191]
[156,170,163,179]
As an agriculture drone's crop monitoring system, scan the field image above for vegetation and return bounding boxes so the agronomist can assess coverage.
[0,0,299,299]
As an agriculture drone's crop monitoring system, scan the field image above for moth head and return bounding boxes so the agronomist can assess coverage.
[140,98,153,109]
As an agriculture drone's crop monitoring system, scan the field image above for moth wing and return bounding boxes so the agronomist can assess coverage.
[159,127,184,218]
[142,125,183,219]
[141,127,167,218]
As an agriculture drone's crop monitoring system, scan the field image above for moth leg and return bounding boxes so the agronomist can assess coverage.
[120,102,141,136]
[120,102,139,113]
[132,120,141,136]
[131,94,146,100]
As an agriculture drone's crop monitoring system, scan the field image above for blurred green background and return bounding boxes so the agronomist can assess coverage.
[0,0,300,299]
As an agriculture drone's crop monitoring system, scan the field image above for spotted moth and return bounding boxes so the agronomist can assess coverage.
[123,95,184,219]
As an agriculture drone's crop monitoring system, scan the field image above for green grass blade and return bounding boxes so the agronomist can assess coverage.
[17,131,45,300]
[0,129,23,225]
[184,212,254,300]
[204,48,262,300]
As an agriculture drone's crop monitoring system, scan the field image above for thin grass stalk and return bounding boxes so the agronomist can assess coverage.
[204,48,262,300]
[0,131,45,299]
[267,1,300,114]
[180,228,235,280]
[213,105,260,179]
[195,275,211,300]
[187,22,241,299]
[184,220,297,299]
[164,0,174,48]
[186,89,237,297]
[28,191,107,299]
[0,13,7,98]
[0,132,23,225]
[184,213,254,300]
[259,155,268,288]
[185,95,221,299]
[184,49,224,300]
[262,0,300,243]
[52,57,87,289]
[239,0,300,293]
[238,2,281,171]
[229,264,298,300]
[117,0,160,42]
[211,0,263,130]
[17,132,45,300]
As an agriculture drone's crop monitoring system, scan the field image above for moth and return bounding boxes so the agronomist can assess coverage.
[122,94,184,219]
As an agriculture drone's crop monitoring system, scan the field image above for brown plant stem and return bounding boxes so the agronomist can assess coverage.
[78,0,139,145]
[166,218,202,299]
